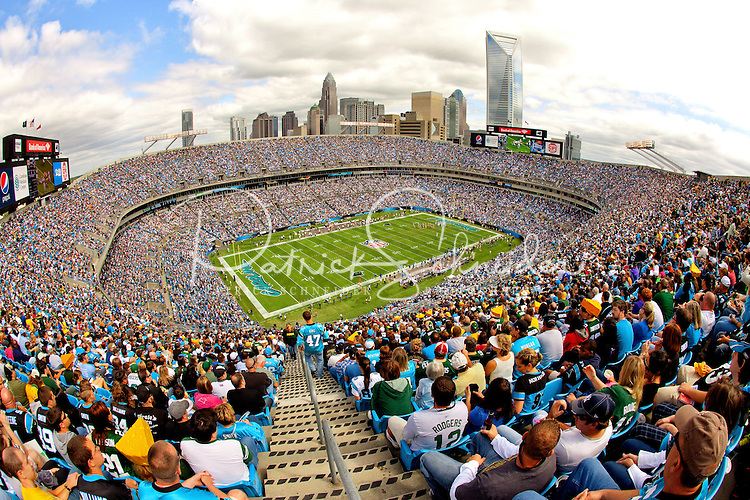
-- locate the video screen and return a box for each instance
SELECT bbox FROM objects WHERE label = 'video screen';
[36,158,56,196]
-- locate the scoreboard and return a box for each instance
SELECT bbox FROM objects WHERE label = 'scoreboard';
[1,134,70,215]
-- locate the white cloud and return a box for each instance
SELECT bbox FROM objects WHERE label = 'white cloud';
[1,0,749,178]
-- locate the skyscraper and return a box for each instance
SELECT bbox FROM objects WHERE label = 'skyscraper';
[230,116,247,141]
[307,105,325,136]
[486,31,522,127]
[282,111,298,137]
[340,98,385,134]
[450,89,468,137]
[411,91,444,127]
[443,96,459,141]
[319,73,338,120]
[181,109,194,147]
[251,112,274,139]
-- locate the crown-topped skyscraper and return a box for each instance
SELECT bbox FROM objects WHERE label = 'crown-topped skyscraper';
[319,73,338,120]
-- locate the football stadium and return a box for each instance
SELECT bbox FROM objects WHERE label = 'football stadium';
[0,133,747,500]
[0,6,748,500]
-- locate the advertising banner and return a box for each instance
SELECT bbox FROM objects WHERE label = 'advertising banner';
[53,159,70,186]
[12,164,29,200]
[0,167,14,211]
[487,125,547,138]
[544,140,563,158]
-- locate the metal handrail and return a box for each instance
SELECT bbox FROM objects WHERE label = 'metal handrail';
[322,419,361,499]
[302,359,362,499]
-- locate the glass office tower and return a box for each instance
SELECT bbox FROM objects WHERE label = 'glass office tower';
[486,31,522,127]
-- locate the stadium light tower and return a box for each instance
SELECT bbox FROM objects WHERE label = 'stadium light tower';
[626,140,685,174]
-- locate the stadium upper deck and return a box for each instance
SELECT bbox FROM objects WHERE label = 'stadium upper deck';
[0,135,726,333]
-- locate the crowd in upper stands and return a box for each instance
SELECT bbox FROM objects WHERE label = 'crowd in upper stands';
[0,135,748,499]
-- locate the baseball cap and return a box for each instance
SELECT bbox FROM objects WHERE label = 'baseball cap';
[543,315,557,328]
[729,341,750,353]
[581,298,602,317]
[450,352,468,371]
[434,342,448,357]
[720,276,731,288]
[136,385,152,404]
[214,365,226,378]
[673,406,728,480]
[168,400,190,420]
[569,392,615,423]
[365,339,375,350]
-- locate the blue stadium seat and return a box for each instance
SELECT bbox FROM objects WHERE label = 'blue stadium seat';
[400,434,470,471]
[217,463,263,498]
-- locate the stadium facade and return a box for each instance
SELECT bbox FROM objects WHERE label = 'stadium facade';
[486,31,523,128]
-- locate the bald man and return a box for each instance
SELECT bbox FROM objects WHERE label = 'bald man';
[697,291,716,336]
[137,441,248,500]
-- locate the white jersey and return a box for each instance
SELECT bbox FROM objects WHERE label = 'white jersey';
[402,401,468,452]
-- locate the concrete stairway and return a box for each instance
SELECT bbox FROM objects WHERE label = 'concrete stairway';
[255,356,430,500]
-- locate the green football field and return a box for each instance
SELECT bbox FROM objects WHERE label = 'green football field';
[213,212,506,319]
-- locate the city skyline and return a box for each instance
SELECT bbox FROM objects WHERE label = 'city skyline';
[0,1,748,177]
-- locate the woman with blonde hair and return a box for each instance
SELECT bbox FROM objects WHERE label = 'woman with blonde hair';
[581,355,644,426]
[512,348,546,414]
[631,302,655,347]
[683,300,702,348]
[485,334,514,383]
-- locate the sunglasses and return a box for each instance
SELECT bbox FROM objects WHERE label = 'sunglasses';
[669,433,685,464]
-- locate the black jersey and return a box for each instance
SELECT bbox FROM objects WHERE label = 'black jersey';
[5,408,37,443]
[35,406,62,459]
[76,474,133,500]
[111,403,136,437]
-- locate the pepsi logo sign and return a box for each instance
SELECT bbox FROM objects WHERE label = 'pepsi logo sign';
[0,172,9,195]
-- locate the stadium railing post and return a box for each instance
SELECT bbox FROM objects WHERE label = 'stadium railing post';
[322,419,362,497]
[303,359,325,446]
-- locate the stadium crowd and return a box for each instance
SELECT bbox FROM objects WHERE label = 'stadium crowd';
[0,135,748,499]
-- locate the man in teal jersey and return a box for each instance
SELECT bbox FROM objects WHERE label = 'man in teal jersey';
[298,310,328,377]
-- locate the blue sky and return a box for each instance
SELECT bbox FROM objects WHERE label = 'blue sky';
[1,0,749,177]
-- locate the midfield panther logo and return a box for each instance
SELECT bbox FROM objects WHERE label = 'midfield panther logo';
[362,239,388,249]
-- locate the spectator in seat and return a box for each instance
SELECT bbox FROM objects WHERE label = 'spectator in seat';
[371,359,413,418]
[414,360,443,409]
[67,434,136,500]
[1,446,79,500]
[420,419,560,500]
[611,300,634,363]
[350,356,382,401]
[194,376,224,410]
[227,373,266,419]
[386,376,468,451]
[485,335,514,383]
[451,351,486,397]
[138,440,247,500]
[180,409,254,489]
[554,406,727,500]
